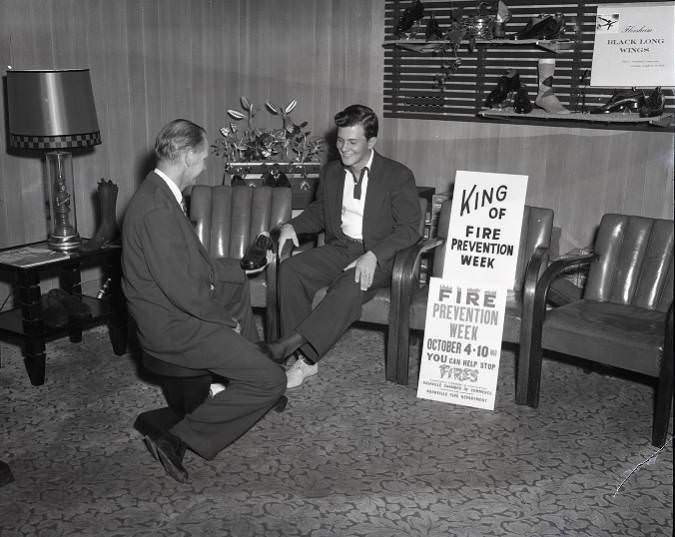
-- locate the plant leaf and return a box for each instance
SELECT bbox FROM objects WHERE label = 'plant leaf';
[240,96,251,110]
[265,101,280,114]
[284,99,297,114]
[227,109,246,120]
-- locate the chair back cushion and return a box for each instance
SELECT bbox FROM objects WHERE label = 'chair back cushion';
[432,202,553,291]
[190,185,292,258]
[585,214,673,312]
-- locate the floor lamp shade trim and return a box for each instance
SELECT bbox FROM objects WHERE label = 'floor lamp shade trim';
[6,69,102,251]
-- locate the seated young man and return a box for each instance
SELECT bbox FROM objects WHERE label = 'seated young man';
[267,104,421,388]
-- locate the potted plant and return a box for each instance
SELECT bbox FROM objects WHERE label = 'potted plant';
[212,96,324,206]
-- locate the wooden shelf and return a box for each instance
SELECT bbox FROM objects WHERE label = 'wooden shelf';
[478,107,674,127]
[383,38,573,54]
[476,38,574,53]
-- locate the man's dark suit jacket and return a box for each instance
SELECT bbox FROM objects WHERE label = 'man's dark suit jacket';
[122,172,251,365]
[288,150,421,271]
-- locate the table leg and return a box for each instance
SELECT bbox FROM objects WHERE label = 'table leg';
[60,263,83,343]
[105,254,127,355]
[18,270,46,385]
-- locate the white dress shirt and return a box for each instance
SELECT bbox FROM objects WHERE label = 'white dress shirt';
[340,150,374,240]
[154,168,185,211]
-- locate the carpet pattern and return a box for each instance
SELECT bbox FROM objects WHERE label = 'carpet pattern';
[0,325,672,537]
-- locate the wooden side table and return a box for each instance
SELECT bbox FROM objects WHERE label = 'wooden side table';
[0,241,127,385]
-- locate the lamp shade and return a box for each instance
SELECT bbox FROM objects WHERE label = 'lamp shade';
[6,69,101,150]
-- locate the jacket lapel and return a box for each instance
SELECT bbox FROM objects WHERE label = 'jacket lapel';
[362,151,383,234]
[149,173,215,267]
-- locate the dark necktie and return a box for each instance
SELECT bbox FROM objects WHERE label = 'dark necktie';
[180,198,187,215]
[353,167,368,200]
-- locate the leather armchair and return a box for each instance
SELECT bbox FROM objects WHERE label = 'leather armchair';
[189,185,291,340]
[516,214,673,447]
[390,201,554,385]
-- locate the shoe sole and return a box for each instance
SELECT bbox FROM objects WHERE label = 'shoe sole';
[142,435,159,460]
[157,448,189,483]
[142,436,189,483]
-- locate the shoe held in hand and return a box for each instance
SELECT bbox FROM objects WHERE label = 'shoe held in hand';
[240,232,274,271]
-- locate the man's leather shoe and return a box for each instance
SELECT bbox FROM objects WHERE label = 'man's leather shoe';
[273,395,288,412]
[142,431,189,483]
[42,292,69,329]
[639,87,665,118]
[591,88,645,114]
[484,69,520,108]
[513,85,533,113]
[48,288,92,320]
[240,232,274,271]
[262,169,291,188]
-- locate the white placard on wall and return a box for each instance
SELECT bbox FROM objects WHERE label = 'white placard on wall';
[590,2,675,87]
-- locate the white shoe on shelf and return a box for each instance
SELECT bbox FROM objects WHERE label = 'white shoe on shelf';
[286,358,318,389]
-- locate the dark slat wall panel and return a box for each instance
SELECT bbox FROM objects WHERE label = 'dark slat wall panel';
[384,0,674,125]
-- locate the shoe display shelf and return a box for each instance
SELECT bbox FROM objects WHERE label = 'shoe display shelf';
[477,107,675,128]
[223,162,321,212]
[383,38,574,55]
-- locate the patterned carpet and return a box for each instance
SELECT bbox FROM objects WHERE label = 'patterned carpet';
[0,324,672,537]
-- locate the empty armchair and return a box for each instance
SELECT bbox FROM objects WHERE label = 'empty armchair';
[189,185,291,340]
[390,201,554,385]
[516,214,673,447]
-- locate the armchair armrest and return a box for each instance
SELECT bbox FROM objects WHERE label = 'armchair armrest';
[388,237,444,384]
[277,231,320,261]
[391,237,444,297]
[525,251,596,315]
[654,302,673,447]
[517,251,596,406]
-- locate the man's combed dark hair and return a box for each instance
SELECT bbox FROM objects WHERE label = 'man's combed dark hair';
[155,119,207,162]
[334,104,378,140]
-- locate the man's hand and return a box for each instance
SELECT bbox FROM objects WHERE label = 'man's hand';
[278,223,299,254]
[344,251,378,291]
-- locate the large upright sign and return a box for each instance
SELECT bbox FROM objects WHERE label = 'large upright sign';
[590,2,675,87]
[417,171,528,410]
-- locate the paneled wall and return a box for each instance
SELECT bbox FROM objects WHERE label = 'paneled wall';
[0,0,384,244]
[0,0,673,299]
[381,119,674,252]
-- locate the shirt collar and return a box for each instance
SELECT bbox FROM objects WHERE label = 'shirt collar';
[154,168,184,206]
[345,149,375,179]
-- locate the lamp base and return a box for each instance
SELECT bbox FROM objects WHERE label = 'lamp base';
[48,232,81,252]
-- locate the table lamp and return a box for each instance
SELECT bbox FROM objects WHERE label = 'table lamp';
[6,69,101,251]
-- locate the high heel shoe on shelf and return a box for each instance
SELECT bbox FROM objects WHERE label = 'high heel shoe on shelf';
[590,88,645,114]
[483,69,520,108]
[639,87,665,118]
[513,13,565,40]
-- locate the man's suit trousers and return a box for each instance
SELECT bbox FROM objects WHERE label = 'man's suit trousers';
[170,277,286,460]
[278,240,391,362]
